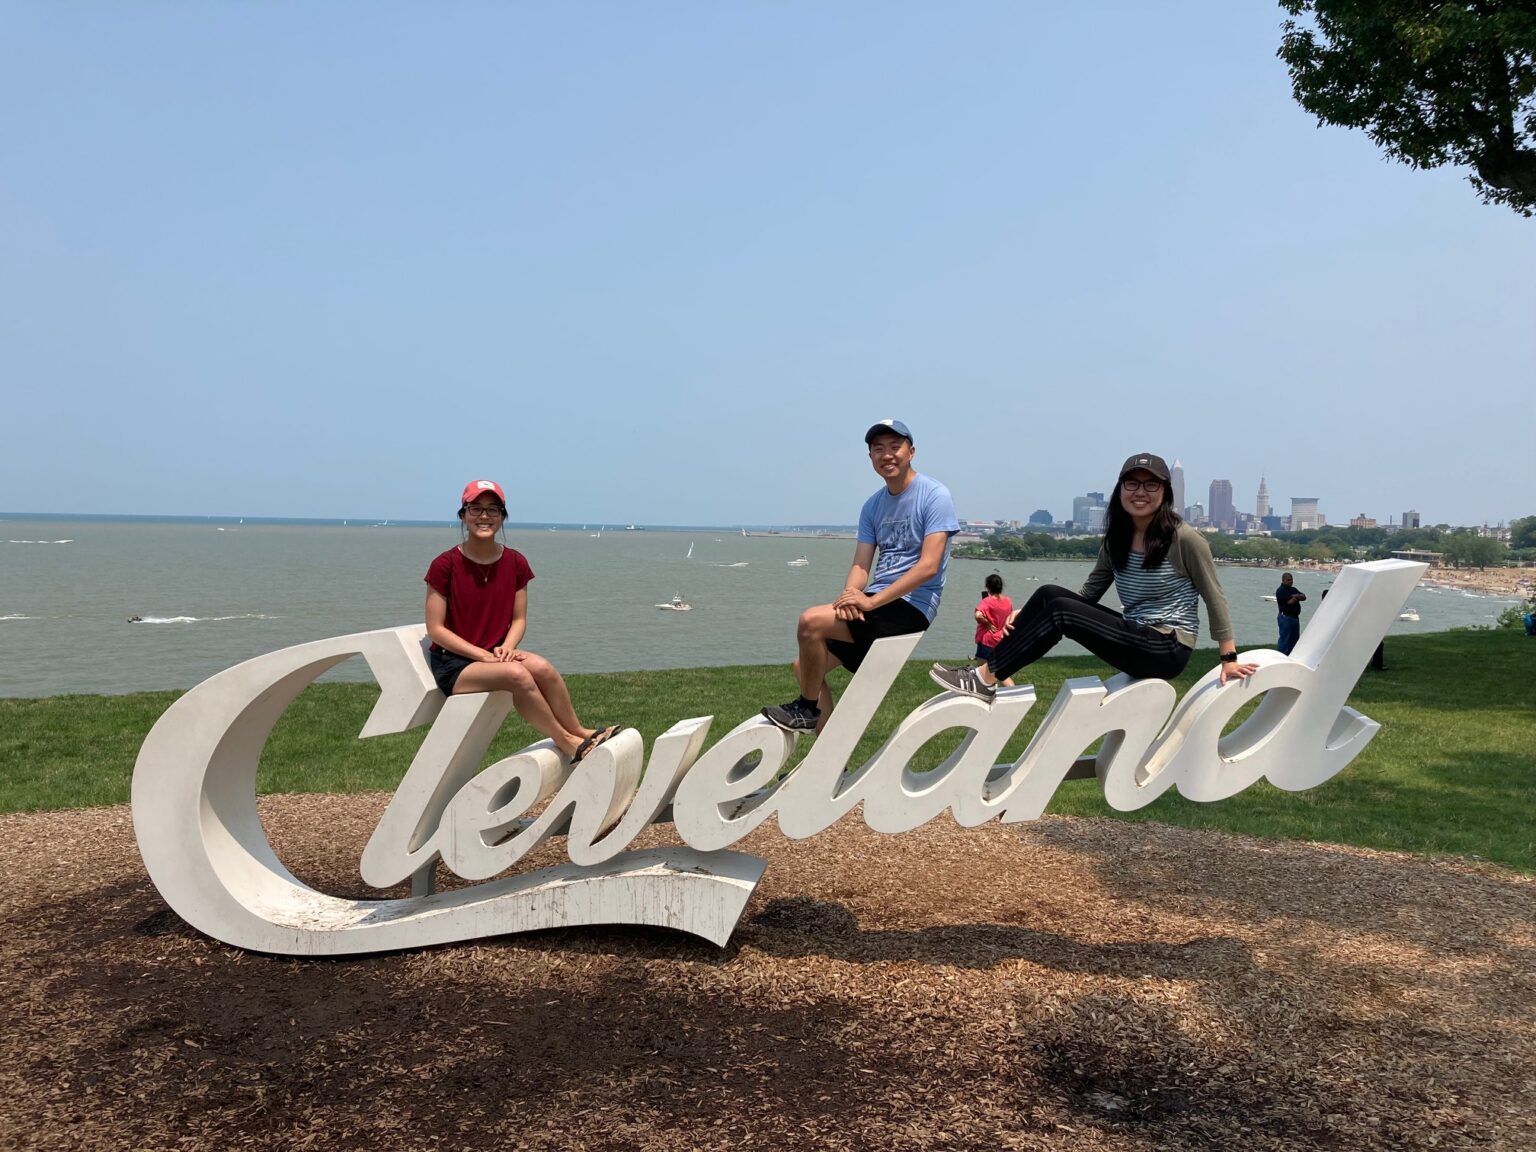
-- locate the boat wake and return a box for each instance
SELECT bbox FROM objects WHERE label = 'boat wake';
[0,613,32,621]
[130,613,277,625]
[6,539,73,545]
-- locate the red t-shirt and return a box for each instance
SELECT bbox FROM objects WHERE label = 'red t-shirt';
[425,546,535,652]
[974,594,1013,646]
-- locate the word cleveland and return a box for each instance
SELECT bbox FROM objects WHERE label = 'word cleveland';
[132,559,1422,955]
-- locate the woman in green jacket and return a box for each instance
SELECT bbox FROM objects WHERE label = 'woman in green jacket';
[930,453,1258,701]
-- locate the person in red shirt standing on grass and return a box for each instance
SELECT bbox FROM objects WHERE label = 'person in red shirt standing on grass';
[972,573,1016,687]
[425,480,621,764]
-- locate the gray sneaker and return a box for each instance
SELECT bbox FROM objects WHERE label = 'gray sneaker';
[762,698,821,732]
[928,664,997,702]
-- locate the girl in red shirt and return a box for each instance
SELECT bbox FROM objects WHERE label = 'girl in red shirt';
[425,480,619,764]
[972,573,1016,686]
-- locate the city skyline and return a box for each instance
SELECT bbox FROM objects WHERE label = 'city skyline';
[1042,465,1502,535]
[2,461,1515,533]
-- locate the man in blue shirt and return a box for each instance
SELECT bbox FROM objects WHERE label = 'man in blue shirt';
[762,419,960,733]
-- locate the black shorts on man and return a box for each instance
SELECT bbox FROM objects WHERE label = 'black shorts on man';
[825,597,930,673]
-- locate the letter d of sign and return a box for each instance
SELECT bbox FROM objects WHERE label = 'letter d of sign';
[1103,559,1423,808]
[132,560,1423,957]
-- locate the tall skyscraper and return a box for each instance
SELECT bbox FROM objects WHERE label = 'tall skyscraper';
[1171,460,1185,518]
[1256,476,1270,518]
[1209,479,1234,531]
[1291,497,1322,530]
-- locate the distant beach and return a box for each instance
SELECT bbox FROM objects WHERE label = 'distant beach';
[1220,558,1533,601]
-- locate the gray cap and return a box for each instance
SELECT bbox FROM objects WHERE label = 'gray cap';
[1118,452,1171,484]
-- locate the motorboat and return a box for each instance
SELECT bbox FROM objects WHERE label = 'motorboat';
[1399,609,1420,622]
[656,595,693,612]
[1261,594,1276,602]
[787,556,809,567]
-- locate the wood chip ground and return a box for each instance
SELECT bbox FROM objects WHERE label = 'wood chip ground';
[1,797,1531,1151]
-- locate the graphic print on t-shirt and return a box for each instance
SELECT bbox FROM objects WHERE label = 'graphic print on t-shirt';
[872,514,920,583]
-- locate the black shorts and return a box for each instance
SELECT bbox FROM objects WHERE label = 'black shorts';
[825,597,930,673]
[428,647,476,695]
[974,642,996,661]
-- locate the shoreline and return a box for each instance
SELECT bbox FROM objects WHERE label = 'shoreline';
[961,549,1533,602]
[1220,560,1533,601]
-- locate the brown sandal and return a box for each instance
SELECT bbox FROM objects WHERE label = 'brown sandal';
[569,725,621,765]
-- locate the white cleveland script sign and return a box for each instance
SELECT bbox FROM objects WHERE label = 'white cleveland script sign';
[132,560,1423,955]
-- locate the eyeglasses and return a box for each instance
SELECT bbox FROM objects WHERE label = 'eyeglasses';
[1121,478,1164,493]
[464,506,504,520]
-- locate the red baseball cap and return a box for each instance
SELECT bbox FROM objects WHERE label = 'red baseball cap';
[460,479,507,507]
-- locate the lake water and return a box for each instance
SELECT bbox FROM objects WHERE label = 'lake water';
[0,517,1513,698]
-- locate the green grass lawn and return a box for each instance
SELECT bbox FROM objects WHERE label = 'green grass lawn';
[2,631,1531,871]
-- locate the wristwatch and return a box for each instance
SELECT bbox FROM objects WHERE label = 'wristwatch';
[1220,652,1239,663]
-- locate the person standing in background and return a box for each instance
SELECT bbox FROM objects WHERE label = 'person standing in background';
[970,573,1016,687]
[1275,572,1306,656]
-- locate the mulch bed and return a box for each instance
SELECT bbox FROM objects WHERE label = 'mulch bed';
[1,796,1532,1151]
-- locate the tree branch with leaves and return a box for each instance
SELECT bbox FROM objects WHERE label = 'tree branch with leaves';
[1279,1,1536,214]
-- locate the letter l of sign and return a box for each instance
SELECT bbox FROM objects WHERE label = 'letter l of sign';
[360,691,524,887]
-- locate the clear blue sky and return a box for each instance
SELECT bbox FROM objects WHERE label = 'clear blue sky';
[3,3,1531,527]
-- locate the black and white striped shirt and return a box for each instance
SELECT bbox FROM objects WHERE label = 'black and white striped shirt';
[1111,552,1199,641]
[1081,523,1235,648]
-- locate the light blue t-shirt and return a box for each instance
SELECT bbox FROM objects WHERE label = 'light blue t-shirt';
[858,472,960,621]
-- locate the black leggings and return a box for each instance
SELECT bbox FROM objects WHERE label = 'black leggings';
[986,584,1191,682]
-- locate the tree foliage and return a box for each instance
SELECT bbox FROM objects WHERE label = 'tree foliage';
[1279,1,1536,214]
[1510,514,1536,548]
[1440,529,1509,567]
[1496,593,1536,628]
[957,534,1104,562]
